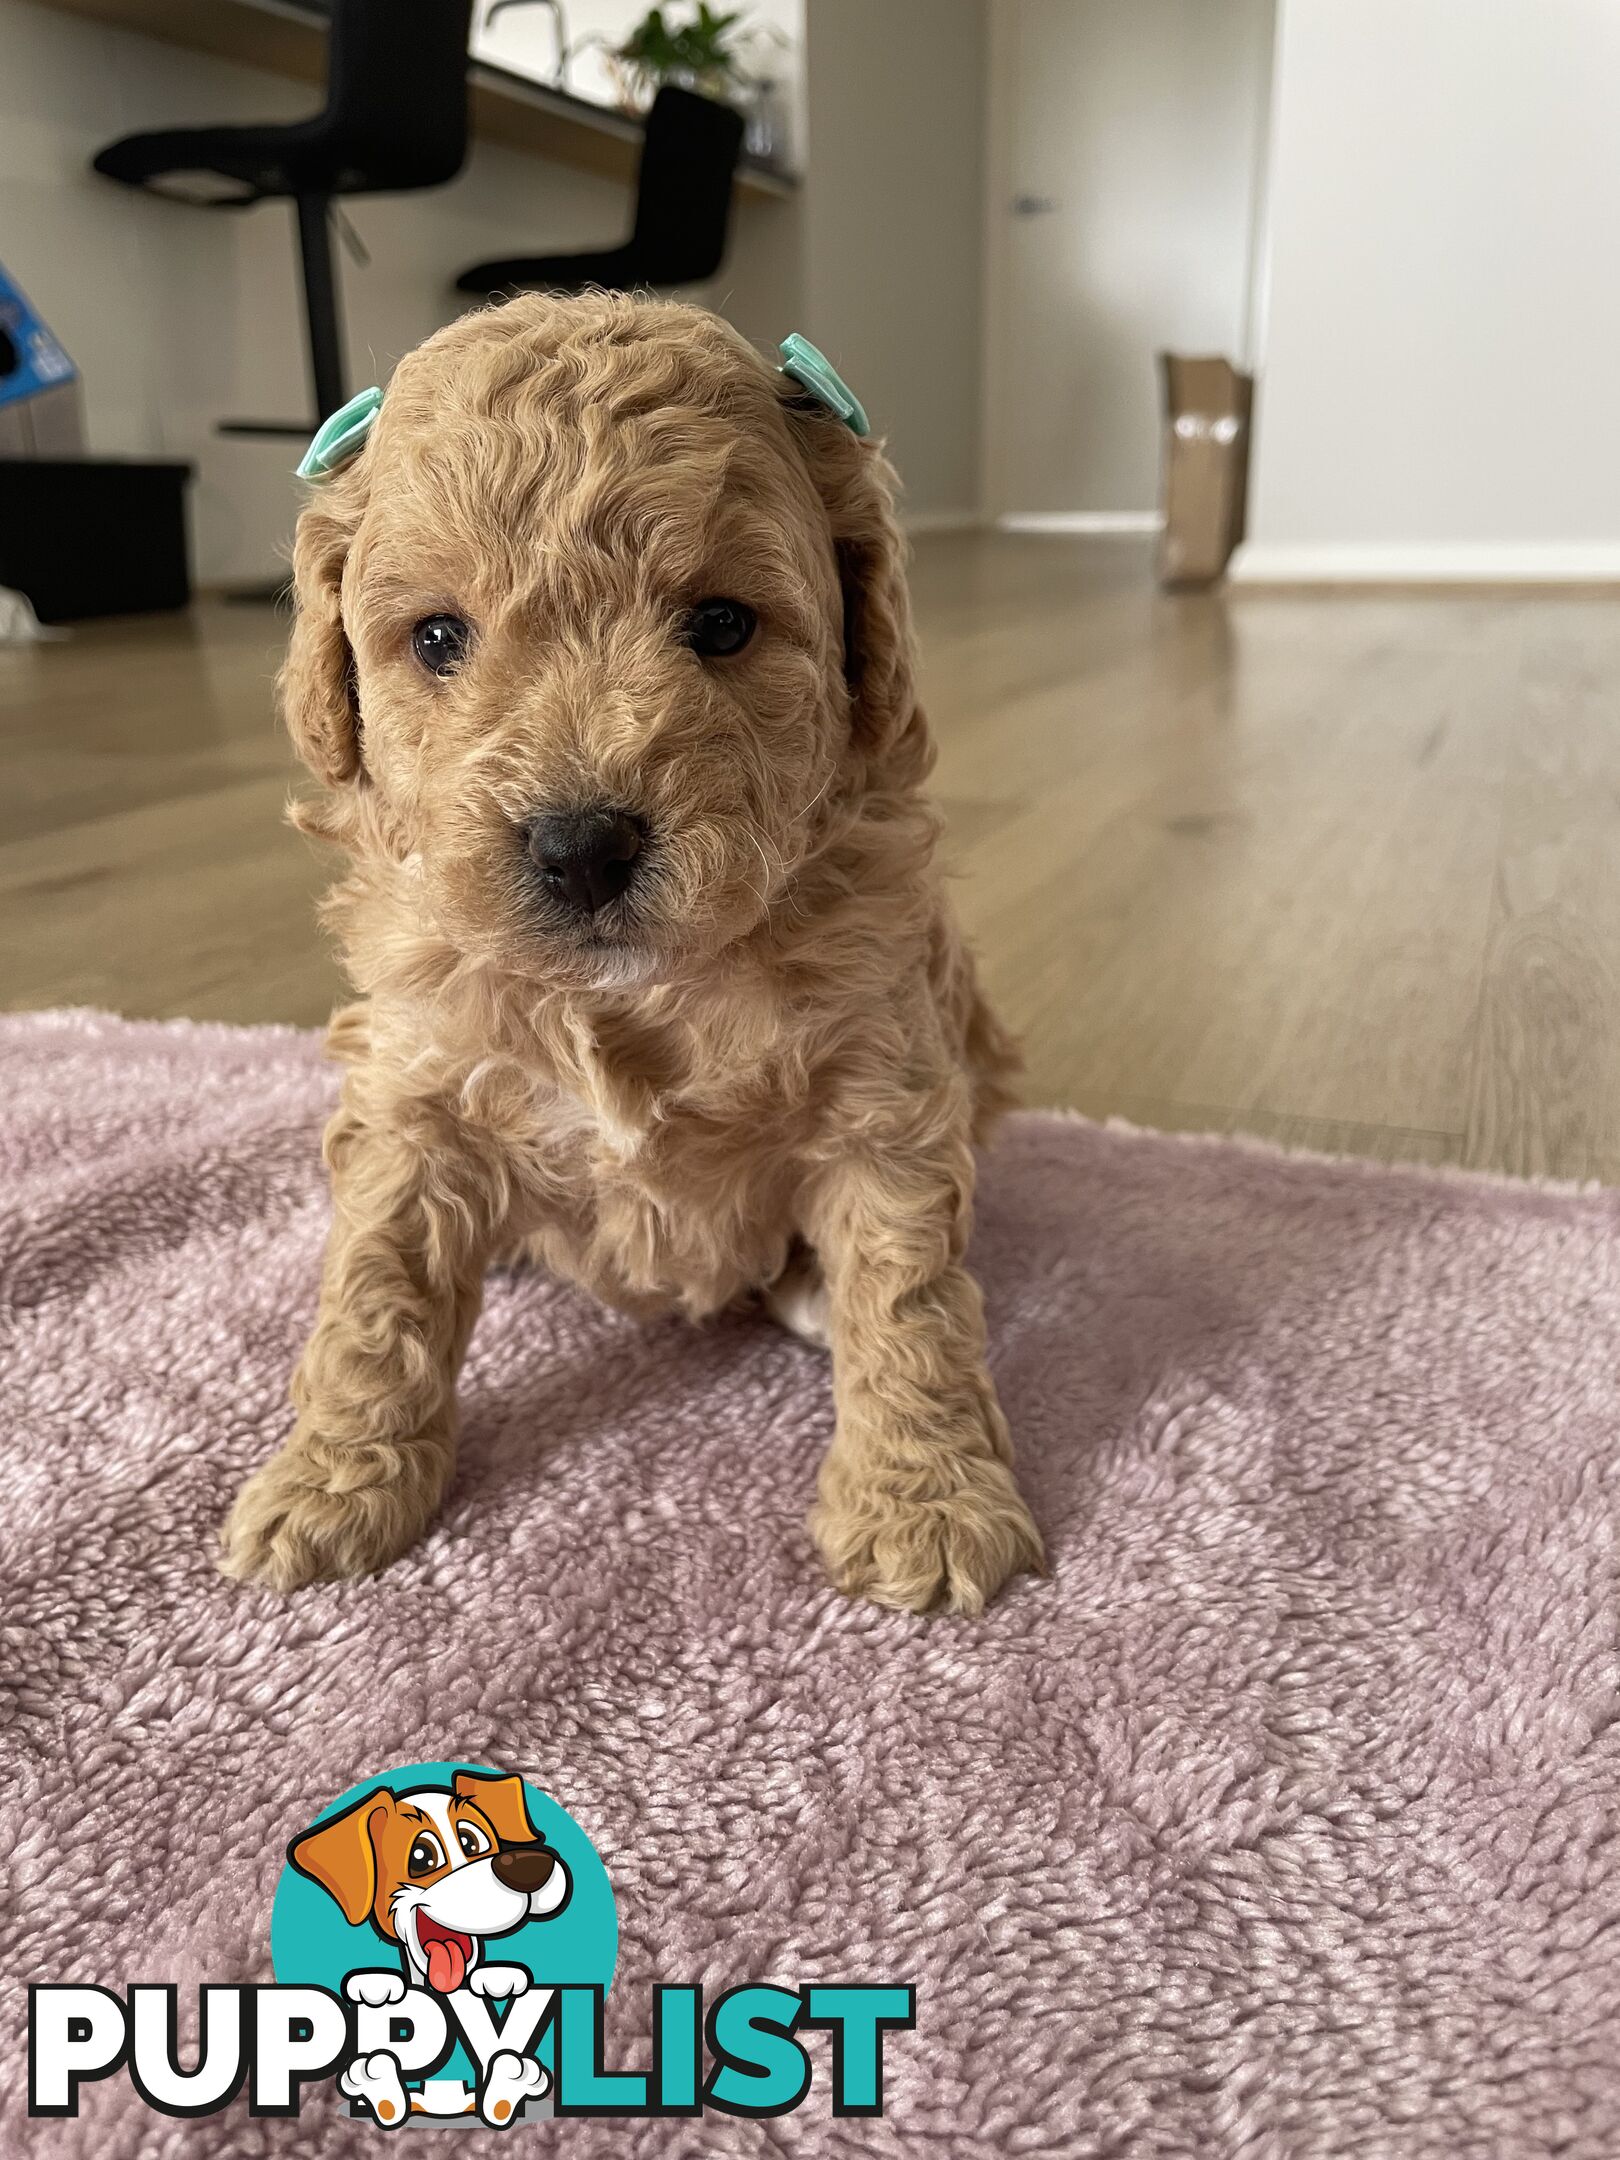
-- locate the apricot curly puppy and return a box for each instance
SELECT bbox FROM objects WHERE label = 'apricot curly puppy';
[222,293,1043,1616]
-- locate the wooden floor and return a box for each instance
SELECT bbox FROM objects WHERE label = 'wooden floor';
[5,532,1620,1180]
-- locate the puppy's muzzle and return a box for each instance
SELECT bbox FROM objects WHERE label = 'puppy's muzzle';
[491,1844,559,1894]
[523,806,645,917]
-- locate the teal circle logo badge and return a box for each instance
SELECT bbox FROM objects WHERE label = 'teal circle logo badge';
[271,1760,616,2127]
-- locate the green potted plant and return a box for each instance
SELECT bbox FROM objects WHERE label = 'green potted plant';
[607,4,747,111]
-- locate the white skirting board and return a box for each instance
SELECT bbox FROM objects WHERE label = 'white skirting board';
[901,509,982,535]
[1228,541,1620,584]
[996,512,1163,535]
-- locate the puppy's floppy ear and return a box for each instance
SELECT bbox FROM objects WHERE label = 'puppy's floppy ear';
[453,1769,538,1846]
[280,465,368,791]
[288,1790,390,1925]
[781,395,925,776]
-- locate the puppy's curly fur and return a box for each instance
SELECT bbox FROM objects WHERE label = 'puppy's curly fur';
[222,293,1043,1616]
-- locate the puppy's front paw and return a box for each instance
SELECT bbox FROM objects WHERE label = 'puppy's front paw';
[812,1446,1044,1618]
[220,1428,451,1591]
[466,1964,529,2000]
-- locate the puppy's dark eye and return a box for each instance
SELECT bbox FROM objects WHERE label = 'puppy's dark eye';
[682,599,756,658]
[407,1832,446,1878]
[411,614,471,677]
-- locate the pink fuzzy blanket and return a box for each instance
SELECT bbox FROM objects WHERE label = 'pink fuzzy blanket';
[2,1010,1617,2155]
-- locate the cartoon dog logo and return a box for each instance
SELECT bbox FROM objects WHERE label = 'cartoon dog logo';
[288,1768,572,2126]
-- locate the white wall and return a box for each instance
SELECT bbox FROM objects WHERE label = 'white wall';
[1235,0,1620,581]
[984,0,1275,523]
[801,0,988,523]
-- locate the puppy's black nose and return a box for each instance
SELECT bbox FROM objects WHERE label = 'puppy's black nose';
[524,807,643,916]
[492,1845,556,1894]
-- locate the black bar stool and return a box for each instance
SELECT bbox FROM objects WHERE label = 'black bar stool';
[455,84,745,298]
[92,0,474,430]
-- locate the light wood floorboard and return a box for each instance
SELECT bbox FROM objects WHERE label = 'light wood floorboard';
[4,533,1618,1179]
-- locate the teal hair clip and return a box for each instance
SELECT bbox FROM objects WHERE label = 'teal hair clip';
[778,333,869,439]
[296,385,383,479]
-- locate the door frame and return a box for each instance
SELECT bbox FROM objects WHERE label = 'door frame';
[979,0,1023,526]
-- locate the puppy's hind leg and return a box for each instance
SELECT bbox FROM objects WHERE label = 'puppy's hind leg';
[763,1241,831,1349]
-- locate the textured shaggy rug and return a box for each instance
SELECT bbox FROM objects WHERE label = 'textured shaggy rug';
[2,1009,1619,2157]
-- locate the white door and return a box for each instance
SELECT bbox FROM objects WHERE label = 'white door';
[986,0,1275,523]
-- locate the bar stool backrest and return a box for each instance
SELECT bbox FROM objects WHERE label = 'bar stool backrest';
[323,0,475,192]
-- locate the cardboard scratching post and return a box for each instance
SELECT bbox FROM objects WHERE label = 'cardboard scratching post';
[1157,353,1253,590]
